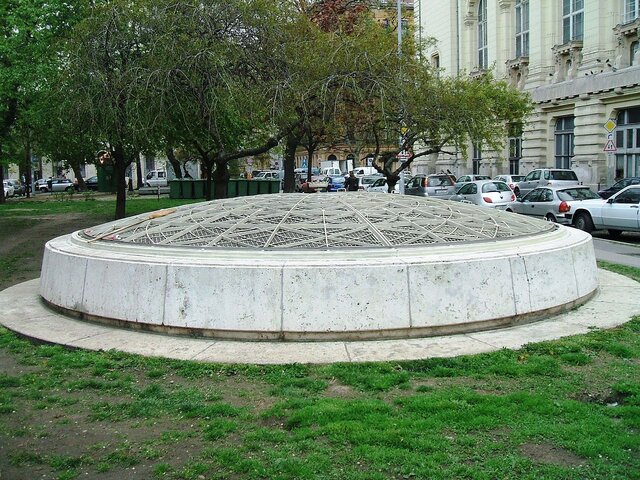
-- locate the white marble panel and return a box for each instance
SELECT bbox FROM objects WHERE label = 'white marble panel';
[164,265,282,331]
[40,244,87,311]
[82,258,167,323]
[508,255,532,314]
[281,263,410,333]
[571,240,599,297]
[408,258,517,328]
[521,247,579,311]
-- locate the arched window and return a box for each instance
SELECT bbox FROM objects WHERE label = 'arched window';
[478,0,488,69]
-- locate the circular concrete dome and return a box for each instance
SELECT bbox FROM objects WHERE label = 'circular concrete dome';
[41,193,598,340]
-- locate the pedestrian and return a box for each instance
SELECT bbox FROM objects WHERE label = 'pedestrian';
[345,171,359,191]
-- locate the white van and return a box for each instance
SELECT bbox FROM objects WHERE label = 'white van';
[321,167,342,176]
[145,170,168,187]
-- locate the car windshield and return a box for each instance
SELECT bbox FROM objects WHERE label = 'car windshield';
[550,170,578,181]
[361,177,377,185]
[512,176,524,182]
[427,176,453,187]
[557,188,600,200]
[476,175,491,180]
[482,182,510,193]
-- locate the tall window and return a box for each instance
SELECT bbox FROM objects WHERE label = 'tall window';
[145,155,155,173]
[509,124,523,175]
[554,117,575,169]
[631,41,639,66]
[615,108,640,179]
[625,0,640,23]
[478,0,488,69]
[562,0,584,43]
[472,144,482,174]
[515,0,529,57]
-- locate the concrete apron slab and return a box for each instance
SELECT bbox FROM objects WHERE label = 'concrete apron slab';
[0,269,638,365]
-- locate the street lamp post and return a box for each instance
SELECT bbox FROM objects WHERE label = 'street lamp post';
[397,0,406,194]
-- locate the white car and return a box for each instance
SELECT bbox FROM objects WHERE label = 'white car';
[569,185,640,238]
[448,180,515,209]
[3,180,14,198]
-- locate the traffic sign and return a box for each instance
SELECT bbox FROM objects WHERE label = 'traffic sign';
[604,119,616,132]
[397,152,410,160]
[604,139,617,152]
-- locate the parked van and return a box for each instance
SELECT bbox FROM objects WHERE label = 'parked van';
[144,170,168,187]
[321,167,342,176]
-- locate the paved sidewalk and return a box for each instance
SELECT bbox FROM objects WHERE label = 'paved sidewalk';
[0,270,638,364]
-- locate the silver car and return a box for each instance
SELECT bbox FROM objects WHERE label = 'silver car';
[506,186,600,224]
[405,174,456,197]
[494,174,524,192]
[448,180,515,209]
[454,174,491,191]
[515,168,579,197]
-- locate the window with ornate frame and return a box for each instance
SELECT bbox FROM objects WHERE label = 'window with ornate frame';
[515,0,529,57]
[562,0,584,43]
[554,117,575,169]
[478,0,488,69]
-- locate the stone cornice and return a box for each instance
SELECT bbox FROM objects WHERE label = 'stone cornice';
[531,66,640,104]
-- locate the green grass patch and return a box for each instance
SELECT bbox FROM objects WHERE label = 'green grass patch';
[0,255,638,479]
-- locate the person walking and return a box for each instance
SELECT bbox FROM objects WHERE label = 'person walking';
[345,171,359,192]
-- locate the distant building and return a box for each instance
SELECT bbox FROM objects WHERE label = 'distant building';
[417,0,640,188]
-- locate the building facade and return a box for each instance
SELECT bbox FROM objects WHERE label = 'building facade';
[416,0,640,188]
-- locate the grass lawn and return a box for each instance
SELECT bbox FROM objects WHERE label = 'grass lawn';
[0,198,638,479]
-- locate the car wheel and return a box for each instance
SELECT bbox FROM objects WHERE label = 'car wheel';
[65,186,74,192]
[40,187,48,193]
[545,214,557,223]
[608,229,622,239]
[574,212,594,233]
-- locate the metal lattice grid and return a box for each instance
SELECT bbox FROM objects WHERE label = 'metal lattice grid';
[82,193,555,249]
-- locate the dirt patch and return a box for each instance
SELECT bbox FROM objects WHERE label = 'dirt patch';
[325,379,358,398]
[519,442,587,467]
[0,213,107,291]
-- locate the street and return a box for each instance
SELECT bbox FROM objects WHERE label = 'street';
[592,232,640,268]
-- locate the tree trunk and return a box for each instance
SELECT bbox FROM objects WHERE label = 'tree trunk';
[165,145,183,179]
[386,173,399,193]
[112,144,128,219]
[0,144,5,205]
[71,162,86,191]
[283,133,298,193]
[22,139,32,198]
[212,160,229,199]
[306,145,315,182]
[135,153,143,190]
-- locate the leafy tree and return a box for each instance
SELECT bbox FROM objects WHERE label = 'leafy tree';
[145,0,294,200]
[59,0,157,218]
[0,0,89,202]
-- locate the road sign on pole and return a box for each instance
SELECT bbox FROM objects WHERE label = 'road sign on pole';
[604,139,617,153]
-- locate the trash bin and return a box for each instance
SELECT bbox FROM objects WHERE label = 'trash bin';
[237,179,248,197]
[269,180,280,194]
[169,180,182,199]
[248,180,259,196]
[257,181,269,194]
[193,180,205,199]
[227,179,238,198]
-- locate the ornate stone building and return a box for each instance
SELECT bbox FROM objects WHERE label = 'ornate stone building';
[416,0,640,188]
